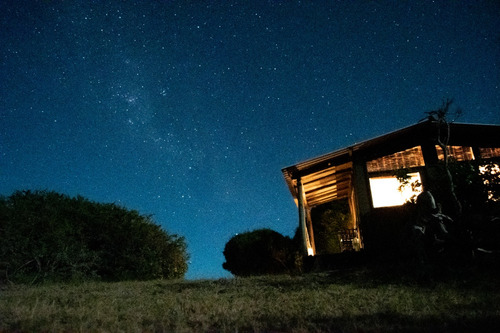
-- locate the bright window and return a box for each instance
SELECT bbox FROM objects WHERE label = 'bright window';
[479,147,500,159]
[436,145,475,161]
[369,173,422,208]
[366,146,425,173]
[479,163,500,201]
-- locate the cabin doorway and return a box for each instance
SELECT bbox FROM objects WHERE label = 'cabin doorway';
[311,198,356,255]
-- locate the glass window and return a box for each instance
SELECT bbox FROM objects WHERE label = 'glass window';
[369,172,422,208]
[479,147,500,159]
[479,163,500,201]
[436,146,475,161]
[366,146,425,173]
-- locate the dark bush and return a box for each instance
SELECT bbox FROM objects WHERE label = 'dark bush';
[0,190,188,283]
[222,229,298,276]
[359,203,417,259]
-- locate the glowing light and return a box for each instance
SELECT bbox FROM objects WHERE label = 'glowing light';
[369,173,422,208]
[479,163,499,201]
[307,247,315,256]
[479,164,500,175]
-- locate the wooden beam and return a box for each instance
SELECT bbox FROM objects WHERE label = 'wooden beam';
[306,187,351,207]
[301,163,352,183]
[307,194,350,207]
[306,181,351,201]
[303,173,352,195]
[297,178,310,256]
[352,158,372,216]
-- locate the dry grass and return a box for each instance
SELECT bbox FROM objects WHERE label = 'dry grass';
[1,267,499,332]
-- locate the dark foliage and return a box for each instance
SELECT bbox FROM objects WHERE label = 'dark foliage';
[311,199,352,255]
[361,156,500,267]
[359,203,417,259]
[450,158,500,213]
[222,229,299,276]
[0,190,188,283]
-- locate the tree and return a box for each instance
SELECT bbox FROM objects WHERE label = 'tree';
[423,98,463,217]
[0,190,188,283]
[222,229,298,276]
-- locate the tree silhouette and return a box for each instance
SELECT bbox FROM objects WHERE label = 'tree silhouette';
[423,99,463,217]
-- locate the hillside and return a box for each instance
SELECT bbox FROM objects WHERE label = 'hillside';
[1,265,499,332]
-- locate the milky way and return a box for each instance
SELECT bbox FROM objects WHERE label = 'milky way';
[1,1,499,278]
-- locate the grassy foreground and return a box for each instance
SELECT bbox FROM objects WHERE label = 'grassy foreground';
[1,266,499,332]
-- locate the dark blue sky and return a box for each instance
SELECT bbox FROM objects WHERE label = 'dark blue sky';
[1,0,499,279]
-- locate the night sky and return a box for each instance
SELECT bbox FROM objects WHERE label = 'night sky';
[1,1,499,279]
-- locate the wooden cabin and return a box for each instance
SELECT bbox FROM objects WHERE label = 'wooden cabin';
[282,120,500,257]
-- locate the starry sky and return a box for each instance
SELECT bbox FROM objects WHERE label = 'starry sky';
[1,1,499,279]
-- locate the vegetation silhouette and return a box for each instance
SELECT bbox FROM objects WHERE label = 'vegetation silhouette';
[0,190,188,283]
[421,98,463,218]
[222,228,300,276]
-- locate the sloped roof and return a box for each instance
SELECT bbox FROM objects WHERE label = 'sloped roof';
[282,120,500,207]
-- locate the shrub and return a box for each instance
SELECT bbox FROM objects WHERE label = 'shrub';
[0,190,188,283]
[359,203,417,259]
[222,228,298,276]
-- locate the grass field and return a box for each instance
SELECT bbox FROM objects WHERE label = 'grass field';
[1,264,499,332]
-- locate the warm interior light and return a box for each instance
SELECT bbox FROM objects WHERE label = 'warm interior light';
[369,173,422,208]
[479,163,499,201]
[479,163,500,175]
[307,247,315,256]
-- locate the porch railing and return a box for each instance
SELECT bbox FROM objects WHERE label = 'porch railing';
[338,228,360,252]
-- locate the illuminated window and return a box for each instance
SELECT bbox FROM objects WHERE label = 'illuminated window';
[366,146,425,173]
[436,146,475,161]
[369,173,422,208]
[479,163,500,201]
[479,147,500,159]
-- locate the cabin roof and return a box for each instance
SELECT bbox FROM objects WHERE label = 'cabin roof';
[282,120,500,207]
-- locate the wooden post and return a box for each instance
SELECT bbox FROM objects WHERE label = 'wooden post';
[421,142,439,165]
[352,159,372,217]
[472,146,482,161]
[297,178,309,256]
[306,208,316,255]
